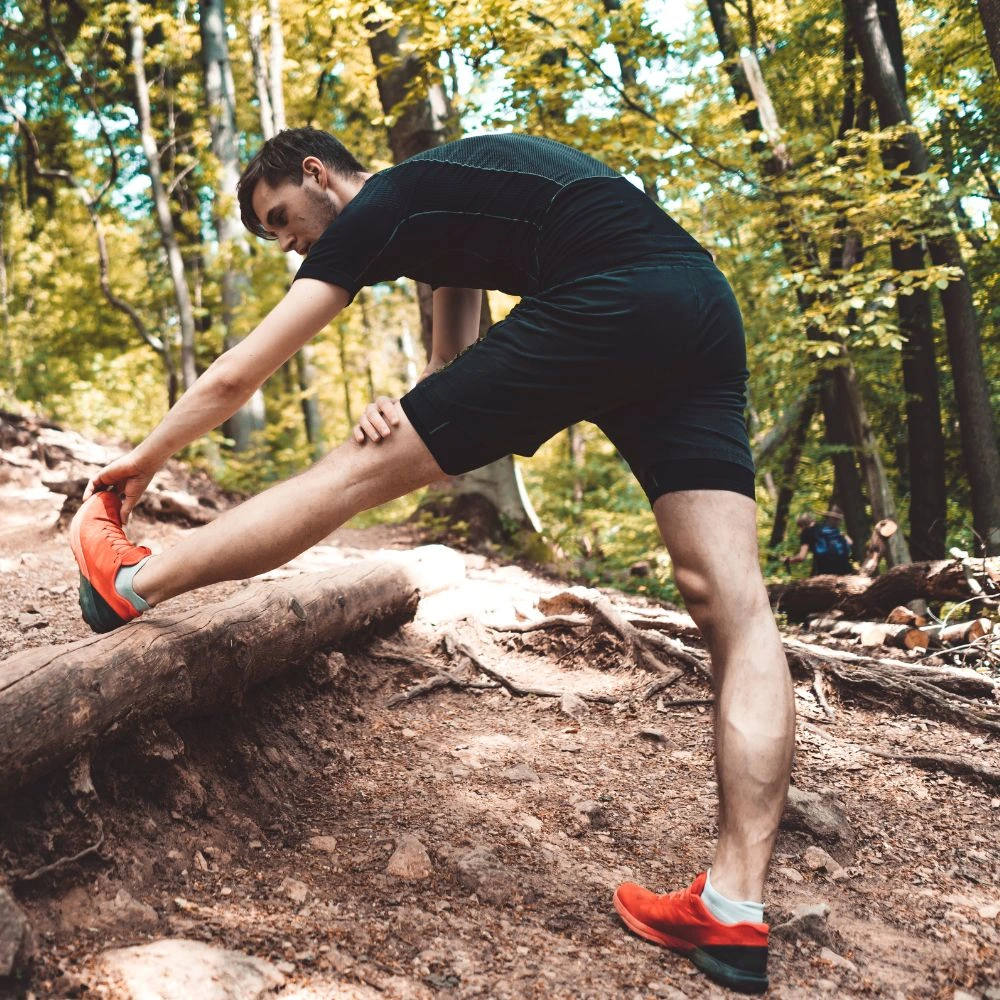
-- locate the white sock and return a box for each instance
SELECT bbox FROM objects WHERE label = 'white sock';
[701,869,765,925]
[114,556,152,612]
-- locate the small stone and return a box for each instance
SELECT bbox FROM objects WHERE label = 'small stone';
[777,865,804,884]
[502,762,540,784]
[279,878,309,903]
[386,834,432,879]
[275,960,296,975]
[803,845,844,875]
[560,691,588,720]
[518,813,543,834]
[194,851,210,872]
[574,801,607,829]
[401,728,418,738]
[816,979,838,993]
[454,846,508,905]
[819,947,857,973]
[953,992,979,1000]
[0,888,33,978]
[307,836,338,854]
[637,728,669,744]
[782,787,853,846]
[772,901,832,946]
[17,612,47,631]
[630,560,651,578]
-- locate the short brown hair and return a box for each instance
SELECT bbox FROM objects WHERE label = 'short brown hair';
[237,127,366,239]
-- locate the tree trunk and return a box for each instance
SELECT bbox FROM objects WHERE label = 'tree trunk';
[367,17,540,536]
[831,361,910,565]
[601,0,659,201]
[706,0,893,557]
[768,556,1000,619]
[867,0,946,559]
[128,0,197,391]
[249,0,324,459]
[846,0,1000,555]
[200,0,266,453]
[768,384,817,550]
[0,554,464,798]
[978,0,1000,79]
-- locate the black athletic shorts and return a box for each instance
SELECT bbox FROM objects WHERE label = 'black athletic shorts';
[399,251,755,505]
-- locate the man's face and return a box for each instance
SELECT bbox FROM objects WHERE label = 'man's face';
[250,173,337,257]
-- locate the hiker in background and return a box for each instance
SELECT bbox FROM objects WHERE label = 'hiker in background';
[787,506,854,576]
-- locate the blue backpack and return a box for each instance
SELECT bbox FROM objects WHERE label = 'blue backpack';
[812,524,852,573]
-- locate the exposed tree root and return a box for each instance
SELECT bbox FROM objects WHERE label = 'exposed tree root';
[860,747,1000,790]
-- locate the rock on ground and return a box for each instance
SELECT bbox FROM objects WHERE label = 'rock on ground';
[0,889,32,978]
[98,938,285,1000]
[385,834,432,880]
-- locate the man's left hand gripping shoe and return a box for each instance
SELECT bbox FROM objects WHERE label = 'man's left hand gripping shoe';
[70,491,151,633]
[614,873,769,994]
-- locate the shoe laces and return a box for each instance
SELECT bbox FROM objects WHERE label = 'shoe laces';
[98,512,143,558]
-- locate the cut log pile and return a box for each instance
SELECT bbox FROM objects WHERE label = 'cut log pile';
[768,556,1000,619]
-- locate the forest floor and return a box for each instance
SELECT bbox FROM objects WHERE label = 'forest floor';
[0,419,998,1000]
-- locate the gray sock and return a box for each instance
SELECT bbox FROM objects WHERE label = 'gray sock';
[114,556,152,612]
[702,869,765,925]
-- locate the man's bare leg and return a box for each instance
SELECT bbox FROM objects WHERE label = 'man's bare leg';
[653,489,794,902]
[133,412,444,607]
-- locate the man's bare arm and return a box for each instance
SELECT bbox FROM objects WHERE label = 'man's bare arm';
[87,279,348,517]
[424,286,483,376]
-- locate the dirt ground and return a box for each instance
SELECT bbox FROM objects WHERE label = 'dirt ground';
[1,424,999,1000]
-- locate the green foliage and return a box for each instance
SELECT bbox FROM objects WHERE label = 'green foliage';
[0,0,997,577]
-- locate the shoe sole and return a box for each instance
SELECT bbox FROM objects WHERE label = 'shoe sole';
[70,506,130,634]
[613,889,769,995]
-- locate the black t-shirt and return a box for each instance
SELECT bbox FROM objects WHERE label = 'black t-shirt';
[295,132,707,301]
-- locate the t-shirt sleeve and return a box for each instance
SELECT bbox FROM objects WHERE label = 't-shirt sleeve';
[293,171,405,302]
[799,526,814,549]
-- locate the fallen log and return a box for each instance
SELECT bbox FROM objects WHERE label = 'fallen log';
[856,623,929,650]
[924,618,993,648]
[769,557,1000,619]
[807,618,928,649]
[0,550,463,799]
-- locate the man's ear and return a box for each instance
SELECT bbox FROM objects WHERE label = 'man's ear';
[301,156,327,186]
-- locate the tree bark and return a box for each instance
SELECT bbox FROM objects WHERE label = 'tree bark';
[768,383,817,550]
[769,556,1000,618]
[707,0,886,555]
[200,0,267,453]
[978,0,1000,79]
[128,0,197,391]
[867,0,946,560]
[0,554,464,799]
[249,0,324,458]
[366,15,540,536]
[845,0,1000,555]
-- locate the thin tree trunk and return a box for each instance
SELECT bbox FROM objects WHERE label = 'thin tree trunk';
[129,0,197,391]
[601,0,659,201]
[978,0,1000,79]
[846,0,1000,554]
[768,386,817,550]
[249,0,324,458]
[200,0,266,453]
[568,424,585,507]
[366,17,540,535]
[707,0,881,552]
[863,0,945,559]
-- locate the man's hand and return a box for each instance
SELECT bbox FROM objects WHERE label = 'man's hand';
[353,396,402,444]
[83,452,162,523]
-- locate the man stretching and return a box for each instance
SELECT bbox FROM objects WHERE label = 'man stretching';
[71,128,794,994]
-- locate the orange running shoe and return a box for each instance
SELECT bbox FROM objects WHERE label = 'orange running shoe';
[613,873,769,994]
[69,491,152,633]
